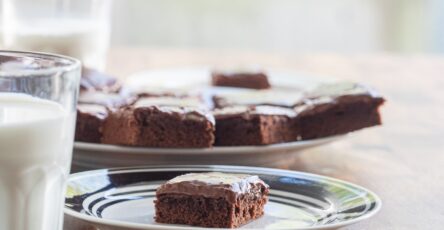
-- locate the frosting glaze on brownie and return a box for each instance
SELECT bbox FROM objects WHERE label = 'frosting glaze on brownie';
[77,104,108,119]
[156,172,268,202]
[213,105,297,119]
[79,91,135,108]
[304,82,381,103]
[213,89,304,108]
[80,67,121,92]
[134,97,215,125]
[296,81,384,114]
[134,96,204,108]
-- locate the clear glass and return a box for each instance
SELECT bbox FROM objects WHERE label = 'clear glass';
[0,51,80,230]
[1,0,112,71]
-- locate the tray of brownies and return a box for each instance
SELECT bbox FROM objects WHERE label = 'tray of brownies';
[73,67,385,170]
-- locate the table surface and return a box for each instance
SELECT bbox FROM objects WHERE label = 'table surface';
[66,48,444,230]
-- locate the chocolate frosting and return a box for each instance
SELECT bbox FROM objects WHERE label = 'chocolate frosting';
[304,81,381,102]
[296,81,385,114]
[134,96,215,125]
[77,104,108,119]
[79,91,135,108]
[80,67,120,92]
[134,96,204,108]
[213,105,297,119]
[156,172,268,202]
[214,89,304,108]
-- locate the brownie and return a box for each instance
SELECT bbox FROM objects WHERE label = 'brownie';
[80,67,121,93]
[213,105,299,146]
[213,89,304,108]
[155,172,269,228]
[75,104,108,143]
[101,96,215,147]
[296,82,385,139]
[211,70,271,89]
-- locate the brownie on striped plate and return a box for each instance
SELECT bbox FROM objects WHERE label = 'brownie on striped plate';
[155,172,269,228]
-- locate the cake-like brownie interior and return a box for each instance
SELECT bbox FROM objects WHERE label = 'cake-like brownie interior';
[155,172,269,228]
[75,104,108,143]
[212,71,271,89]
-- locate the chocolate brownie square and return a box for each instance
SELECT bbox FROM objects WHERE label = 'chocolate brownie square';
[75,104,108,143]
[102,96,215,147]
[212,70,271,89]
[296,82,385,139]
[155,172,269,228]
[213,105,299,146]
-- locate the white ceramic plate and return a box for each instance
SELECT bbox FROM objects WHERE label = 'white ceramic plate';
[72,68,341,171]
[64,165,381,230]
[73,135,344,171]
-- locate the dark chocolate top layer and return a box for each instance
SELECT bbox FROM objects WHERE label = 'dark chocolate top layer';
[156,172,268,202]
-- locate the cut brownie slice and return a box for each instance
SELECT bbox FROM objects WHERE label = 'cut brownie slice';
[296,82,385,139]
[75,104,108,143]
[155,172,269,228]
[102,96,215,147]
[212,70,271,89]
[213,105,299,146]
[213,89,304,108]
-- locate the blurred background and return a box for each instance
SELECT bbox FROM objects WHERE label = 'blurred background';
[1,0,443,70]
[109,0,443,54]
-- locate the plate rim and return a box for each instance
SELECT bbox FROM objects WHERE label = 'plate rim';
[64,165,382,230]
[74,134,345,155]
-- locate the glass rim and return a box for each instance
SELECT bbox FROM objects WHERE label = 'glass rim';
[0,50,81,77]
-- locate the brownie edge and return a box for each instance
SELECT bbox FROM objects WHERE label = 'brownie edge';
[212,71,271,89]
[155,172,269,228]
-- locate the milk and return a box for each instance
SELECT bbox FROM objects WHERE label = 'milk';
[0,93,75,230]
[3,19,109,70]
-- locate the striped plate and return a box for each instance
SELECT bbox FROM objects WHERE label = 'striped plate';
[64,166,381,230]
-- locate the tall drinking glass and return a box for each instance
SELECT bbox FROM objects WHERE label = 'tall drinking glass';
[1,0,112,71]
[0,51,80,230]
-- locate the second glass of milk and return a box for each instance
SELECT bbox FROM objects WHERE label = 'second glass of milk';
[0,51,81,230]
[1,0,112,71]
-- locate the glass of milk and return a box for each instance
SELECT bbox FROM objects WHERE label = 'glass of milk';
[1,0,112,71]
[0,51,81,230]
